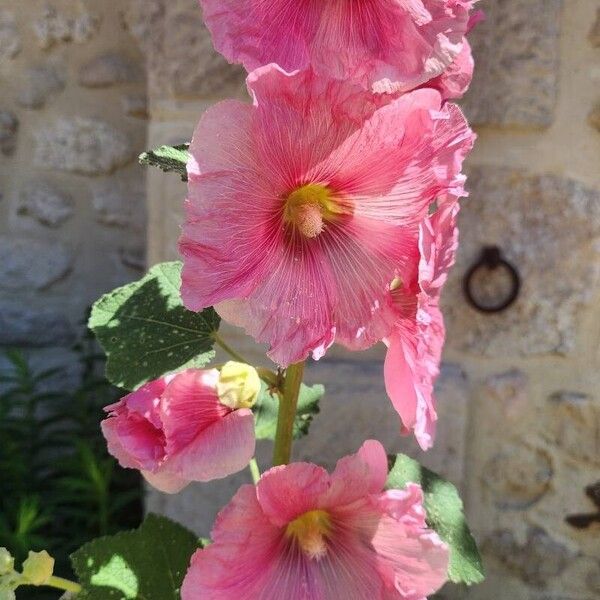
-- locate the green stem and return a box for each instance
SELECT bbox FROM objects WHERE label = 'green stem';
[248,457,261,484]
[272,362,305,466]
[46,576,82,594]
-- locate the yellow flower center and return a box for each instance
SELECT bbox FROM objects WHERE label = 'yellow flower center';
[284,184,346,239]
[285,510,332,560]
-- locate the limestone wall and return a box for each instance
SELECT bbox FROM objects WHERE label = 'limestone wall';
[0,1,147,383]
[4,0,599,598]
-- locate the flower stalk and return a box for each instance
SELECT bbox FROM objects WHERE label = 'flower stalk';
[272,361,305,466]
[46,576,82,594]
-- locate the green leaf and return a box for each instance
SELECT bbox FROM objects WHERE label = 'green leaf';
[89,261,220,390]
[253,382,323,440]
[386,454,484,586]
[139,144,190,181]
[71,514,202,600]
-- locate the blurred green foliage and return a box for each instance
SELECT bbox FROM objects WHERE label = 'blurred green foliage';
[0,333,143,599]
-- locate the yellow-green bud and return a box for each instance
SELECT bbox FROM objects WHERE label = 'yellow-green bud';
[217,362,261,410]
[21,551,54,586]
[0,549,13,576]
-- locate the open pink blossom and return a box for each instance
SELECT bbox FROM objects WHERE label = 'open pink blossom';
[384,201,460,451]
[179,65,474,366]
[199,0,476,94]
[101,369,256,493]
[182,440,449,599]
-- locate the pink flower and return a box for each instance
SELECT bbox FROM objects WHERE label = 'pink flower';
[182,440,449,599]
[101,368,256,493]
[179,65,474,366]
[384,201,460,451]
[199,0,476,94]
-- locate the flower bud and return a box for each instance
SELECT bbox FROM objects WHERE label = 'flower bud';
[21,551,54,586]
[0,549,13,576]
[217,362,261,410]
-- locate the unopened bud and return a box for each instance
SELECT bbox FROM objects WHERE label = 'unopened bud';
[21,551,54,586]
[0,550,13,576]
[217,362,261,410]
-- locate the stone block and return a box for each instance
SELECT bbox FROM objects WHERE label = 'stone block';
[0,9,20,59]
[482,444,553,510]
[0,111,19,156]
[32,4,99,49]
[124,0,246,100]
[78,52,142,88]
[34,118,134,175]
[444,167,600,357]
[543,392,600,464]
[484,527,577,587]
[0,303,75,347]
[0,236,72,290]
[16,179,74,228]
[91,176,144,229]
[18,64,65,109]
[121,93,148,119]
[462,0,561,127]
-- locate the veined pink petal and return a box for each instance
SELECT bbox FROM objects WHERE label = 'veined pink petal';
[182,443,449,599]
[199,0,476,94]
[167,409,256,483]
[257,462,331,527]
[180,66,474,366]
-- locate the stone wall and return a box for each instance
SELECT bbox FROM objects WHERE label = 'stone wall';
[6,0,598,598]
[0,1,147,383]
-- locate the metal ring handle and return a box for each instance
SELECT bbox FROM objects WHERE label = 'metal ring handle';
[463,246,521,313]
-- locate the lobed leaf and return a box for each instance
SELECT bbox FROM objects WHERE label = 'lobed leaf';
[89,261,220,391]
[386,454,485,586]
[71,514,201,600]
[139,144,190,181]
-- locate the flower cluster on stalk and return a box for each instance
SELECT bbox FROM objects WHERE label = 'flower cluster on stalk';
[100,1,480,598]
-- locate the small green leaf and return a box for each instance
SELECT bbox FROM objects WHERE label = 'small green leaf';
[253,382,323,440]
[386,454,485,586]
[89,261,220,390]
[139,144,190,181]
[71,514,201,600]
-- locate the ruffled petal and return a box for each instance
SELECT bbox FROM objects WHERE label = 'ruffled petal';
[325,440,388,507]
[371,487,449,600]
[257,462,331,527]
[200,0,475,93]
[167,409,256,482]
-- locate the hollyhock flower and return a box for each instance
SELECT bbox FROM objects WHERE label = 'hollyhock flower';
[384,201,460,451]
[179,65,474,366]
[199,0,476,94]
[101,364,258,493]
[182,440,449,599]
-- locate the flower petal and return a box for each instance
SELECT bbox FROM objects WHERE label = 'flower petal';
[167,409,256,482]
